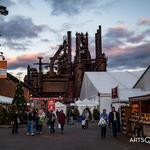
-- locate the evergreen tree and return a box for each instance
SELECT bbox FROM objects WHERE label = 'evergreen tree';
[12,82,26,113]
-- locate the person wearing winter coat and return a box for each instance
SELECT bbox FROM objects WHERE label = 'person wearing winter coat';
[58,110,66,134]
[38,109,45,134]
[109,107,120,137]
[11,110,20,134]
[48,110,56,133]
[99,109,109,138]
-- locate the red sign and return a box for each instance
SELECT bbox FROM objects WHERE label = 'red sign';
[48,100,55,111]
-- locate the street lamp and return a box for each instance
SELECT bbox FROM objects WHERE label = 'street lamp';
[0,5,8,16]
[0,5,8,62]
[0,52,5,60]
[98,92,100,112]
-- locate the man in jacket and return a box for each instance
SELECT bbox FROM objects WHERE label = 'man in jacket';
[109,107,120,137]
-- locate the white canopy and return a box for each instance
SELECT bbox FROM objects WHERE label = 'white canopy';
[55,101,67,115]
[80,71,144,100]
[117,88,150,102]
[79,70,150,113]
[134,66,150,91]
[0,95,13,104]
[75,99,98,115]
[75,99,98,107]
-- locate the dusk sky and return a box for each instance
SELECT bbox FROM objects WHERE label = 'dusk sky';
[0,0,150,79]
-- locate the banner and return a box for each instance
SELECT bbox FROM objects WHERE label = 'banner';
[0,60,7,78]
[48,100,55,111]
[112,86,118,99]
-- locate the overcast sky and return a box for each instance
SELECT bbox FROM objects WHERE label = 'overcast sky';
[0,0,150,78]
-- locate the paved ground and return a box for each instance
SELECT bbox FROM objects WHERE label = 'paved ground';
[0,122,149,150]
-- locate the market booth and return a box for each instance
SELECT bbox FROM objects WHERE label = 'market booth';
[129,94,150,136]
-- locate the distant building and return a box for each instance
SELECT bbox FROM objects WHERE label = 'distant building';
[0,73,30,101]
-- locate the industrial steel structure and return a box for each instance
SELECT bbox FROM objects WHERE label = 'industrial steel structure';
[24,26,107,103]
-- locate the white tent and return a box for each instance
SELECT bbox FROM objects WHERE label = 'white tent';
[0,95,13,104]
[80,70,150,113]
[55,101,67,115]
[134,66,150,91]
[75,99,98,115]
[75,99,98,107]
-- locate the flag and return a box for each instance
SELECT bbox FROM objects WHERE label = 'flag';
[112,86,118,99]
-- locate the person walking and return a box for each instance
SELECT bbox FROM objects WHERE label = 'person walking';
[99,109,109,138]
[26,108,35,136]
[70,109,74,125]
[109,107,120,137]
[12,110,20,134]
[82,108,90,129]
[48,110,56,133]
[58,110,66,134]
[38,109,45,134]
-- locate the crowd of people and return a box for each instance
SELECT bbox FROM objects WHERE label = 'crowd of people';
[11,106,121,139]
[11,108,66,135]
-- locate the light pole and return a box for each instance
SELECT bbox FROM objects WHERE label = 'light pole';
[98,92,100,113]
[0,5,8,61]
[0,52,5,60]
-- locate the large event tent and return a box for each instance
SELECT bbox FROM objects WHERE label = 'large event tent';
[80,70,150,113]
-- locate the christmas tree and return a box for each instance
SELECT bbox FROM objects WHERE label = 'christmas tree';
[12,82,26,112]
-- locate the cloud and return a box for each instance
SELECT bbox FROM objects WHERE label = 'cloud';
[45,0,94,16]
[104,24,150,46]
[45,0,117,16]
[0,16,47,40]
[108,42,150,69]
[0,0,15,6]
[41,38,50,43]
[105,25,134,39]
[3,40,32,50]
[138,17,150,26]
[0,16,52,50]
[7,52,49,69]
[103,24,150,69]
[127,34,145,43]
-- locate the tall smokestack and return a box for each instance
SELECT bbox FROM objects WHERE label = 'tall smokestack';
[27,65,30,87]
[76,32,80,62]
[85,32,88,50]
[67,31,71,63]
[95,25,102,59]
[98,25,102,55]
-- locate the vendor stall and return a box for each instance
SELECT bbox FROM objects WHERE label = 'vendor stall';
[129,94,150,137]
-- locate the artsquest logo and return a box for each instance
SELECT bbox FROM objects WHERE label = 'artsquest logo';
[130,137,150,144]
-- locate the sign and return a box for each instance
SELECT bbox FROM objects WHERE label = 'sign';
[30,97,63,101]
[0,60,7,78]
[112,86,118,99]
[48,100,55,111]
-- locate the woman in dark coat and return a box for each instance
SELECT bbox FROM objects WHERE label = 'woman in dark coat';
[58,110,66,134]
[12,110,19,134]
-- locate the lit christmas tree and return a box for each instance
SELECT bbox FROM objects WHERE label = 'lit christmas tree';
[12,82,26,113]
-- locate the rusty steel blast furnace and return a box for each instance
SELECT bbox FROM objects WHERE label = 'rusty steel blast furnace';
[24,26,107,103]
